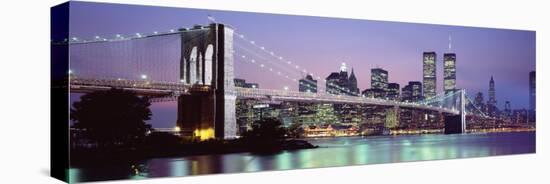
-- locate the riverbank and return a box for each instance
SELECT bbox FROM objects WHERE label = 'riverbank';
[70,138,318,168]
[302,128,535,138]
[69,132,536,182]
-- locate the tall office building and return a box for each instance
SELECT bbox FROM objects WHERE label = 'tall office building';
[325,63,358,96]
[474,92,486,113]
[348,68,359,95]
[401,81,422,102]
[529,71,536,122]
[504,101,512,118]
[423,52,437,98]
[487,76,497,116]
[387,83,400,100]
[401,85,412,102]
[443,53,456,94]
[371,68,388,91]
[410,81,423,101]
[234,78,259,88]
[299,74,317,93]
[326,72,341,95]
[339,63,349,89]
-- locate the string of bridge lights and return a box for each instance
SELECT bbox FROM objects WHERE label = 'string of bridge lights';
[66,16,479,111]
[236,52,366,96]
[64,25,213,45]
[210,15,364,97]
[65,15,360,96]
[232,31,362,96]
[465,97,490,118]
[421,90,490,118]
[233,42,302,78]
[209,15,323,84]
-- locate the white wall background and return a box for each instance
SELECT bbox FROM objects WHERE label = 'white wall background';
[0,0,548,183]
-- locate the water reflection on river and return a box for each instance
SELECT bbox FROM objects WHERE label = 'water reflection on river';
[69,132,535,183]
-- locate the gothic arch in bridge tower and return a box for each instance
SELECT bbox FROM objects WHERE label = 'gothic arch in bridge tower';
[177,24,236,140]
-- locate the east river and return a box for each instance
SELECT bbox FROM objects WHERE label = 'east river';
[69,131,535,182]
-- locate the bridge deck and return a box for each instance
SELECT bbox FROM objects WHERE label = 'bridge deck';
[68,78,459,114]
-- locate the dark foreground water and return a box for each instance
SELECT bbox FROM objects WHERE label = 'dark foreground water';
[69,132,535,183]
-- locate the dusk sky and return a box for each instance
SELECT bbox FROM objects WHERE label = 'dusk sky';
[69,2,535,128]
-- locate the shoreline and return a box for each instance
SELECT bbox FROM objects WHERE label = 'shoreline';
[70,130,534,168]
[302,128,535,138]
[70,138,318,168]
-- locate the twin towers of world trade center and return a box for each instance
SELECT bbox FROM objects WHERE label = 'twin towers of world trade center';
[422,36,456,99]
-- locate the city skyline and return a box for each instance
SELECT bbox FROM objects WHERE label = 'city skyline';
[68,1,535,127]
[54,2,537,182]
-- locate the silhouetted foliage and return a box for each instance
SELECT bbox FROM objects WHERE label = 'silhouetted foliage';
[287,123,304,138]
[71,88,152,148]
[144,132,181,149]
[242,118,287,141]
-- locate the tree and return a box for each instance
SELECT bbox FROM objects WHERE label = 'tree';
[71,88,152,148]
[287,123,304,138]
[242,118,286,141]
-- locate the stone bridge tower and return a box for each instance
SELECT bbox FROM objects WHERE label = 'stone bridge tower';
[176,23,236,140]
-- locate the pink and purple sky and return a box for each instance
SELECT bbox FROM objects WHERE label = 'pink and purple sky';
[68,2,535,128]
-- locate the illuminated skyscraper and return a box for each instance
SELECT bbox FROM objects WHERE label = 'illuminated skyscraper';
[325,62,358,96]
[387,83,400,100]
[423,52,436,98]
[401,81,422,102]
[410,81,423,102]
[371,68,388,91]
[234,78,258,88]
[299,74,317,93]
[504,101,512,119]
[401,85,412,102]
[529,71,535,122]
[487,76,497,116]
[474,92,486,113]
[443,53,456,94]
[348,68,359,95]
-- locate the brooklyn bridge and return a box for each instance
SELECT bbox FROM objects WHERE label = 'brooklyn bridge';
[64,21,489,139]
